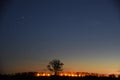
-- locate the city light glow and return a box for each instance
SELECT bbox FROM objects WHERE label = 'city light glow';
[36,72,119,77]
[36,73,51,77]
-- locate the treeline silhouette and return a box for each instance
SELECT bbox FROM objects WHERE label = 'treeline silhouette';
[0,72,120,80]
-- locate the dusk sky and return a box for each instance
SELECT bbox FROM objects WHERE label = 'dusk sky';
[1,0,120,74]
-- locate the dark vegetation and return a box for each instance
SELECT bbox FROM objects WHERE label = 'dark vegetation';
[0,72,120,80]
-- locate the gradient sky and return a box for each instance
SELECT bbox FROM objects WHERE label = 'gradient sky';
[1,0,120,74]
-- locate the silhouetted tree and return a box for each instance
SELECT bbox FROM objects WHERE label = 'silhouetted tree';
[47,59,64,76]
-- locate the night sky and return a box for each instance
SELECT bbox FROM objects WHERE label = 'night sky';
[1,0,120,74]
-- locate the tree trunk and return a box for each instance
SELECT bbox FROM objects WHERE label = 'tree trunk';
[54,71,57,76]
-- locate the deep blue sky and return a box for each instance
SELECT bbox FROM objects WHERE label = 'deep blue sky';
[1,0,120,74]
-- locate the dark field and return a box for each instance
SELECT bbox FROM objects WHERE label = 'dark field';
[0,73,120,80]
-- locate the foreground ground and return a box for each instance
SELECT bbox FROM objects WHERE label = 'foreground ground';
[0,75,120,80]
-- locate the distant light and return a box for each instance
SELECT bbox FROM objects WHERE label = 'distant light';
[64,73,67,76]
[74,74,77,77]
[71,74,75,77]
[68,74,71,76]
[36,73,40,76]
[78,75,81,77]
[42,73,45,76]
[36,72,114,77]
[60,73,63,76]
[47,74,50,76]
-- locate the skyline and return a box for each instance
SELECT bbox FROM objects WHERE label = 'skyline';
[1,0,120,74]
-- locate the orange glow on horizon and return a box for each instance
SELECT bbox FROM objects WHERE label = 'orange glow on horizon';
[36,73,51,77]
[36,72,120,78]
